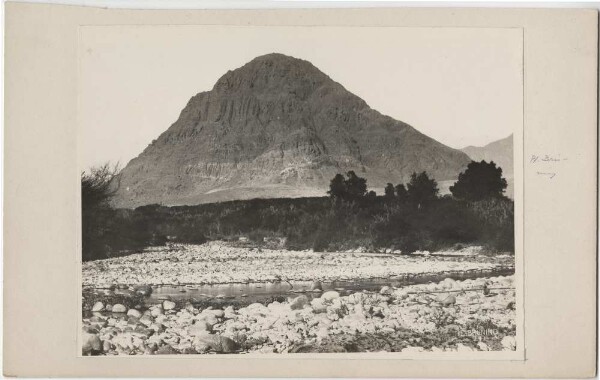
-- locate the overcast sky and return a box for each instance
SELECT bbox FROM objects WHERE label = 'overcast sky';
[80,25,522,170]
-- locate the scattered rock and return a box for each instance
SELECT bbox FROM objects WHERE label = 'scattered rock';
[379,286,392,295]
[194,333,240,353]
[188,321,212,336]
[127,309,142,318]
[91,301,104,312]
[438,294,456,306]
[151,306,164,317]
[501,336,516,351]
[134,285,153,297]
[321,291,340,302]
[82,332,102,355]
[310,298,327,313]
[112,304,127,313]
[156,344,179,355]
[290,295,309,310]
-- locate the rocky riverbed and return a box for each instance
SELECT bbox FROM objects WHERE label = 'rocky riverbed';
[82,275,516,355]
[82,243,516,355]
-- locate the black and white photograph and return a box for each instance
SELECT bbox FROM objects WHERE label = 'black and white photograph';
[80,25,522,356]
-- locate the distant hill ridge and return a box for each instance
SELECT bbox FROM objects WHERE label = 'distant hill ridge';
[113,53,473,208]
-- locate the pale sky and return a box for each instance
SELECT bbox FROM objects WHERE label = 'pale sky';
[80,25,522,170]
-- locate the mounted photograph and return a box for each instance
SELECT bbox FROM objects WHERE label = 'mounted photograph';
[79,25,523,357]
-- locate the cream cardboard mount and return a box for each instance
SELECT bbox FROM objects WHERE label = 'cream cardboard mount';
[3,3,598,378]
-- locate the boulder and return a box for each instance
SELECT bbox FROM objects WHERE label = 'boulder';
[194,333,240,353]
[139,315,154,327]
[91,301,104,312]
[346,293,366,305]
[112,304,127,313]
[321,291,340,302]
[163,300,176,310]
[438,294,457,307]
[134,285,153,297]
[127,309,142,318]
[102,340,113,352]
[192,337,211,353]
[290,295,309,310]
[82,332,102,355]
[379,286,392,295]
[188,321,212,336]
[310,298,327,314]
[199,313,219,327]
[151,306,164,317]
[156,344,179,355]
[501,335,516,351]
[206,309,224,318]
[224,306,236,319]
[149,323,165,333]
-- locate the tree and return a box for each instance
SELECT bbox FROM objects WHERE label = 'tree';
[450,160,508,201]
[407,171,438,208]
[395,184,407,201]
[81,163,120,211]
[327,173,347,199]
[327,171,368,200]
[81,163,121,261]
[384,183,395,200]
[344,171,367,199]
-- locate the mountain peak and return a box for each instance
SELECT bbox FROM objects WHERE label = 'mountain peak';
[113,54,472,208]
[213,52,329,94]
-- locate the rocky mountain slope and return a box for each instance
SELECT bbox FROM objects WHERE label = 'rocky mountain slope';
[112,53,472,208]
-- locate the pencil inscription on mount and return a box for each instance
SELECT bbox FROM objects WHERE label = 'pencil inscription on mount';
[113,53,471,208]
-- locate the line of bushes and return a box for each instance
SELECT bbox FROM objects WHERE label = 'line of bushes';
[82,161,514,261]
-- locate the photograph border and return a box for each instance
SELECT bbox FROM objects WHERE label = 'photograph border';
[76,23,525,361]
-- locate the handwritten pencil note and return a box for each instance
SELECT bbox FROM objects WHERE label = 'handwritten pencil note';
[529,154,568,179]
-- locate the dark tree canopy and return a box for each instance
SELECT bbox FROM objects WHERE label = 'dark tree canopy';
[345,171,367,198]
[407,171,439,207]
[327,171,369,200]
[395,184,407,201]
[384,183,395,200]
[327,173,347,198]
[450,160,508,201]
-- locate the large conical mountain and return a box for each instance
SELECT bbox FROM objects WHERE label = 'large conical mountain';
[112,53,471,208]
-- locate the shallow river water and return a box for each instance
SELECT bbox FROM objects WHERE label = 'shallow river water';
[131,267,514,306]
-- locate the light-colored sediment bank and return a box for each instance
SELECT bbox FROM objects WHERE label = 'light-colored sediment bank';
[82,242,513,287]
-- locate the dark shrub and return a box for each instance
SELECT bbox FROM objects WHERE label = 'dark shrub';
[450,160,508,201]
